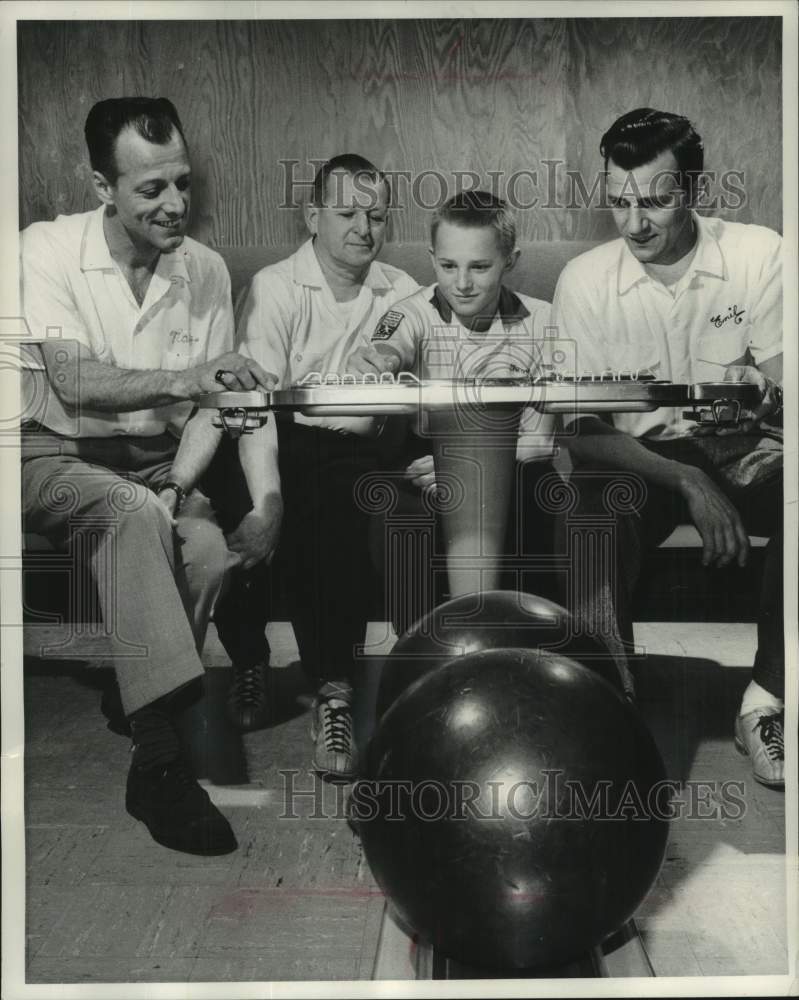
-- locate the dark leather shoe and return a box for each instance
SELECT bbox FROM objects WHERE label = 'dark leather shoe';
[126,758,238,855]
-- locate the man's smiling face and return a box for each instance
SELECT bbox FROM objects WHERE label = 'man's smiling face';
[607,149,696,265]
[101,126,191,255]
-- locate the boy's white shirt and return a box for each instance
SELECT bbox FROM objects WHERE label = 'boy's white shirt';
[371,283,556,460]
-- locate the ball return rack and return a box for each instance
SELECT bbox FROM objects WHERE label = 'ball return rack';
[199,371,762,438]
[371,903,654,980]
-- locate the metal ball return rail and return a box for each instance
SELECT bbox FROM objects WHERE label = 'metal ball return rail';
[198,371,763,438]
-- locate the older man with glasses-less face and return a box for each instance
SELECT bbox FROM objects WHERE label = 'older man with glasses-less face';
[208,155,420,781]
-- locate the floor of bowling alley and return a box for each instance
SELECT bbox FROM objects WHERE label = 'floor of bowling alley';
[20,618,788,984]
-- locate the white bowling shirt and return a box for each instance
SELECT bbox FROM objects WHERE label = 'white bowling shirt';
[551,214,782,439]
[237,238,419,436]
[370,284,556,460]
[20,205,234,437]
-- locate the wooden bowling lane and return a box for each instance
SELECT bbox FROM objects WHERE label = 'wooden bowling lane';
[371,903,654,979]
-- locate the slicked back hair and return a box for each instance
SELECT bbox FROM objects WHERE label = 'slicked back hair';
[85,97,186,184]
[600,108,704,200]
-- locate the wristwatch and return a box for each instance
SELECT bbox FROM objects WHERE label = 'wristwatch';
[157,480,187,513]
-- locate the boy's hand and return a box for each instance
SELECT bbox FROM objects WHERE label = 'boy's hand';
[345,345,401,376]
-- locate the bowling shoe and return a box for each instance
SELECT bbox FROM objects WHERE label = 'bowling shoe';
[126,756,238,855]
[311,681,355,781]
[734,707,784,789]
[226,660,269,731]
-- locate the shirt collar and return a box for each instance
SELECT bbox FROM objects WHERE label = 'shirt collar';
[293,237,394,291]
[617,211,725,294]
[80,206,116,271]
[80,205,192,284]
[428,284,530,325]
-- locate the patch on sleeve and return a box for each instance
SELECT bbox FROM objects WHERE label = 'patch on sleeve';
[372,310,405,341]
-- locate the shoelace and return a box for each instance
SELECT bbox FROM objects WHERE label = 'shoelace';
[320,701,353,755]
[231,663,266,707]
[754,712,784,761]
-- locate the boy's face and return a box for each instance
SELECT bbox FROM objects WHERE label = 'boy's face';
[429,221,518,327]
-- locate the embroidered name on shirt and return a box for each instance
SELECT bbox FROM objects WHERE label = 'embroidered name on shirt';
[710,305,746,328]
[372,310,404,341]
[170,329,199,347]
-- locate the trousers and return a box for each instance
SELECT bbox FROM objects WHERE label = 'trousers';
[209,420,381,684]
[556,434,783,698]
[21,430,234,714]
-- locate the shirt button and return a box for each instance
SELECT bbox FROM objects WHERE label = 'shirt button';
[295,354,303,362]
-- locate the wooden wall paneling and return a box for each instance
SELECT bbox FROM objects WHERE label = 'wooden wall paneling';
[17,17,783,244]
[564,17,782,240]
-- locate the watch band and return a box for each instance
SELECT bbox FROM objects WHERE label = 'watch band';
[157,480,187,512]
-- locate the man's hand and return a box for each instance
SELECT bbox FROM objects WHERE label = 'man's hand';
[226,497,283,570]
[679,467,750,568]
[345,345,400,377]
[154,487,179,527]
[694,364,782,437]
[403,453,436,491]
[187,352,277,398]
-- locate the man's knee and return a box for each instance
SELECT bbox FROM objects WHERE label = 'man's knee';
[27,467,167,541]
[177,510,232,592]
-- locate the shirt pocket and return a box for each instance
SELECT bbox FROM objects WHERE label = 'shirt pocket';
[600,330,662,380]
[694,328,749,382]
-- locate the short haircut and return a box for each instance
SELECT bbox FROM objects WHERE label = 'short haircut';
[600,108,704,200]
[84,97,186,183]
[311,153,390,207]
[431,190,517,257]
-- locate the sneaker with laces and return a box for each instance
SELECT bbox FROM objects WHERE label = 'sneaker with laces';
[734,707,784,788]
[311,683,355,781]
[226,661,269,731]
[126,756,238,854]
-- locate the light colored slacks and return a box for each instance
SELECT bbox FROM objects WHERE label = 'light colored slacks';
[22,430,235,715]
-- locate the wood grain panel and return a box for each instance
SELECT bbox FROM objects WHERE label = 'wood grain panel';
[17,17,782,245]
[564,17,782,239]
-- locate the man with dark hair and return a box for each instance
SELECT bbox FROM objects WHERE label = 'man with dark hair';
[552,108,784,787]
[210,154,419,780]
[20,97,273,854]
[84,97,187,182]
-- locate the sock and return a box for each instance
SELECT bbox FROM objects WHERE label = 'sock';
[739,680,784,716]
[128,695,182,771]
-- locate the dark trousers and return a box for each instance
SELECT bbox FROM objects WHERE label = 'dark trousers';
[207,420,381,685]
[556,435,783,698]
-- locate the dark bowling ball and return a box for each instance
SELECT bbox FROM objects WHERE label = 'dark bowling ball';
[377,589,619,718]
[356,647,668,969]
